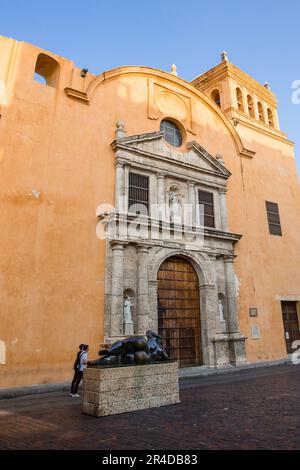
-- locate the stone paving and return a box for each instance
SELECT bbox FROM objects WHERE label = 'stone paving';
[0,364,299,450]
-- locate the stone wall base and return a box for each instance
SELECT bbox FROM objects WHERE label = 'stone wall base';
[212,333,247,366]
[82,361,180,417]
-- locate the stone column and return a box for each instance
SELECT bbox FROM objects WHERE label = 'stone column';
[115,162,125,212]
[157,173,166,220]
[273,110,279,130]
[224,256,247,364]
[194,185,202,227]
[263,106,269,126]
[187,181,196,226]
[199,284,218,367]
[219,188,229,231]
[224,256,239,334]
[110,242,124,337]
[242,93,249,116]
[253,100,259,121]
[136,245,150,334]
[148,280,158,332]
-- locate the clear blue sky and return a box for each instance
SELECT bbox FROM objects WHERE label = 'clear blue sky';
[1,0,299,176]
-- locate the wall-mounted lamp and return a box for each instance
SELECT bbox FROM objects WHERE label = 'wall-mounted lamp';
[81,68,88,78]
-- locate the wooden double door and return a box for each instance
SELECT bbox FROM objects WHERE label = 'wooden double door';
[281,301,300,354]
[157,257,202,367]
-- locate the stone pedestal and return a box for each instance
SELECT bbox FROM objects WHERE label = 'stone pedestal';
[82,362,180,417]
[110,242,124,336]
[136,245,150,334]
[212,333,247,367]
[212,334,231,367]
[228,333,247,365]
[124,321,134,335]
[224,256,239,334]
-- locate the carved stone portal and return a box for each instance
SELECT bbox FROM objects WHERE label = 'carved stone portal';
[103,127,247,367]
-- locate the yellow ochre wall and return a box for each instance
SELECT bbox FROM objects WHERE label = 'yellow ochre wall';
[0,36,299,388]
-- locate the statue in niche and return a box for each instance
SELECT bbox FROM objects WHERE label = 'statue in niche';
[219,298,225,323]
[169,188,181,223]
[123,295,134,335]
[123,296,133,324]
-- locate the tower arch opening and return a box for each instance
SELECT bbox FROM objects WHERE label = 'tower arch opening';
[267,108,275,127]
[236,87,244,112]
[247,95,255,118]
[211,89,221,108]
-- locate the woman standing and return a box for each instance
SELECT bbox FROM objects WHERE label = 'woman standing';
[70,344,89,397]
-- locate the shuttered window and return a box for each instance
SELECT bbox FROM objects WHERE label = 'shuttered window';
[266,201,282,236]
[128,172,149,215]
[198,190,215,228]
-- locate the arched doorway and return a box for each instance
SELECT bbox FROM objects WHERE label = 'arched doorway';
[157,256,202,367]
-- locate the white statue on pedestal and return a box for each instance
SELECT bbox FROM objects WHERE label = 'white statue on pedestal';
[169,190,181,223]
[219,299,225,323]
[124,296,133,323]
[123,296,134,335]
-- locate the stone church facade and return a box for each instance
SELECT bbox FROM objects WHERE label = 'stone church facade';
[104,128,246,367]
[0,36,299,388]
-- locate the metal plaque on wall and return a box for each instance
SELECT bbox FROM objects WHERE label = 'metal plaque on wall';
[249,308,258,317]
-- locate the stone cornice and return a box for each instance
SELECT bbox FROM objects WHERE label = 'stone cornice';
[114,144,229,181]
[187,141,232,177]
[102,213,242,243]
[64,87,89,104]
[112,131,164,148]
[112,132,231,180]
[226,109,294,147]
[204,228,242,244]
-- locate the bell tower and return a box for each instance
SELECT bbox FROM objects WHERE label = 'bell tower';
[191,52,284,137]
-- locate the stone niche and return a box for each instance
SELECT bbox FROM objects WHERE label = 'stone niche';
[82,362,180,417]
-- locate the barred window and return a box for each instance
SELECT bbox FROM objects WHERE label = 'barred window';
[198,190,215,228]
[266,201,282,236]
[128,172,149,215]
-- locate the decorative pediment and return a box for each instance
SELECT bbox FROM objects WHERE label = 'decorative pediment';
[111,131,231,179]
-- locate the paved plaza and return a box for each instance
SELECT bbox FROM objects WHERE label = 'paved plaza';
[0,364,299,450]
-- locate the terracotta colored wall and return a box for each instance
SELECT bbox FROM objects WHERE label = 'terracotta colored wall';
[0,39,108,386]
[0,37,299,388]
[233,129,300,362]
